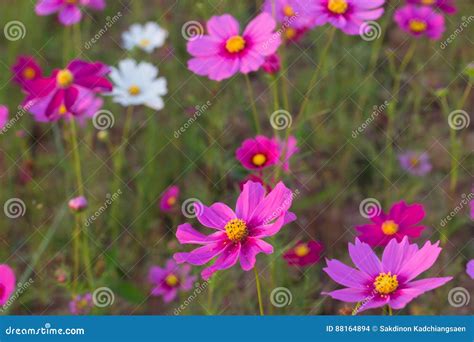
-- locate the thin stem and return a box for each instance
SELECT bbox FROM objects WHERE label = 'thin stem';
[295,27,336,130]
[244,74,261,133]
[254,266,264,316]
[387,305,393,316]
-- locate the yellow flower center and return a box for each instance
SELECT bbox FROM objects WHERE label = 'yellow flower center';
[421,0,435,4]
[56,69,74,88]
[225,35,246,53]
[328,0,348,14]
[139,39,150,47]
[294,243,310,257]
[225,218,248,242]
[59,104,68,115]
[22,67,36,80]
[283,5,295,17]
[128,85,141,96]
[381,220,399,235]
[409,19,427,33]
[76,298,89,310]
[374,272,399,295]
[167,196,177,206]
[252,153,267,167]
[410,157,419,167]
[165,274,179,287]
[285,27,297,40]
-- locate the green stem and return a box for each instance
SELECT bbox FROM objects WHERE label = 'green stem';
[387,305,393,316]
[384,41,417,201]
[254,266,264,316]
[244,74,260,133]
[296,27,336,130]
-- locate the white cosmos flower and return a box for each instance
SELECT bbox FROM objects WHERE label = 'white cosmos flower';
[109,59,167,110]
[122,22,167,53]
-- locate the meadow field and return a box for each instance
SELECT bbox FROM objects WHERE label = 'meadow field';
[0,0,472,315]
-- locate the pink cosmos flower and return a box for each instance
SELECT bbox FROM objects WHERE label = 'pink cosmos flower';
[187,13,281,81]
[356,201,426,246]
[312,0,385,35]
[394,5,445,40]
[68,196,88,212]
[69,293,93,315]
[466,260,474,279]
[0,265,15,306]
[262,0,317,30]
[174,181,296,280]
[236,135,280,171]
[160,186,180,213]
[27,87,103,123]
[283,240,323,267]
[0,106,9,132]
[407,0,456,15]
[398,151,432,176]
[35,0,106,26]
[11,56,42,92]
[261,53,281,74]
[148,259,196,302]
[323,237,452,312]
[25,59,111,119]
[278,135,299,172]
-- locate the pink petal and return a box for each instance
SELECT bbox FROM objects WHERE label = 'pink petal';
[35,0,61,15]
[243,13,276,41]
[196,203,236,230]
[187,36,221,57]
[58,5,82,26]
[398,241,442,281]
[206,14,240,39]
[174,241,226,265]
[322,288,368,302]
[176,223,225,245]
[250,181,293,225]
[323,259,371,289]
[348,239,381,277]
[239,238,273,271]
[235,181,266,221]
[201,243,241,280]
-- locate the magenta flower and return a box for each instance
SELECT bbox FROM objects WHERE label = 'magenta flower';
[278,135,299,172]
[0,265,15,306]
[236,135,280,171]
[407,0,456,15]
[262,0,317,29]
[323,237,452,312]
[174,181,296,280]
[356,201,426,246]
[11,56,42,91]
[261,53,281,74]
[312,0,385,35]
[25,59,111,118]
[69,293,93,315]
[466,260,474,279]
[68,196,88,212]
[160,186,180,213]
[148,259,196,303]
[398,151,432,176]
[0,106,9,131]
[187,13,281,81]
[35,0,106,26]
[394,5,445,40]
[283,240,323,267]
